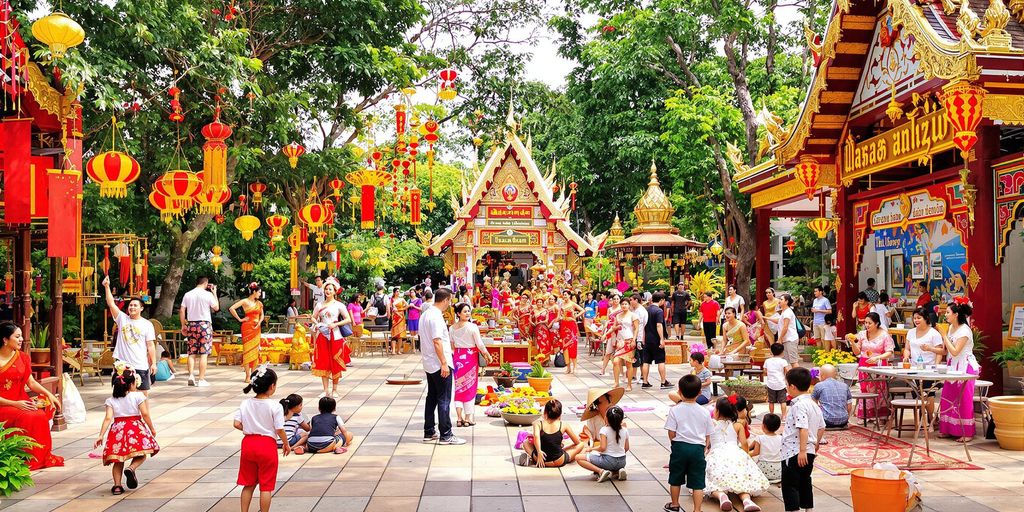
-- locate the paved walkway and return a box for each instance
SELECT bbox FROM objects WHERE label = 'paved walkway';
[3,353,1023,512]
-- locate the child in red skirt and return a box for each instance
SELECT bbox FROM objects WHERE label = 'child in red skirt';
[95,364,159,495]
[234,365,290,512]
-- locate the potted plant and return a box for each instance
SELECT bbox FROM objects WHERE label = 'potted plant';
[526,355,553,393]
[800,345,819,363]
[500,397,542,426]
[492,362,517,388]
[0,425,37,497]
[29,325,50,366]
[992,339,1024,378]
[720,376,767,403]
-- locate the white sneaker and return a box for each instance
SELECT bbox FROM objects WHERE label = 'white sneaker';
[438,436,466,445]
[617,468,627,480]
[597,470,613,483]
[196,379,211,387]
[187,376,196,386]
[166,374,175,381]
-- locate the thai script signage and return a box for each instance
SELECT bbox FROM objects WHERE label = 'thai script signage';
[481,229,541,246]
[842,108,954,180]
[870,189,947,230]
[487,205,532,219]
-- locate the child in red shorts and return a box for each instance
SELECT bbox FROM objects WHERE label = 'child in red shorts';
[234,365,290,512]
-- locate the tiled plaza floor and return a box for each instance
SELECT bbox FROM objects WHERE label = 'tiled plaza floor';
[4,352,1023,511]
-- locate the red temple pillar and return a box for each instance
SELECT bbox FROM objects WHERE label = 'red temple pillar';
[755,209,771,305]
[965,126,1003,393]
[13,228,31,341]
[835,185,856,336]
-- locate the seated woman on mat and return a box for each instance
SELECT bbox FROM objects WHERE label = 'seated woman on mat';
[518,399,584,468]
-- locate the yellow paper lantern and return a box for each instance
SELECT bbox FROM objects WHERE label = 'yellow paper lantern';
[32,11,85,59]
[234,214,261,241]
[210,246,223,270]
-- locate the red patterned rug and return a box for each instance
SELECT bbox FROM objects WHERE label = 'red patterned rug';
[811,425,983,475]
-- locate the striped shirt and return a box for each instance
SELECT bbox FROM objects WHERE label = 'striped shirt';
[280,413,306,445]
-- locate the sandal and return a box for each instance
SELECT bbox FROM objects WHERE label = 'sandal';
[718,493,733,511]
[465,420,475,426]
[124,468,138,489]
[111,485,124,495]
[456,420,465,427]
[743,500,762,512]
[664,503,681,512]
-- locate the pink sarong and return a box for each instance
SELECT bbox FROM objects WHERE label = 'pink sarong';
[938,365,978,438]
[453,347,479,404]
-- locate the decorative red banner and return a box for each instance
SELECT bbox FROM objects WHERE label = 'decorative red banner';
[1,118,32,224]
[47,170,81,257]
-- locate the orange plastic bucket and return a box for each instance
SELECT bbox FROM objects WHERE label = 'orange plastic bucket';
[850,468,909,512]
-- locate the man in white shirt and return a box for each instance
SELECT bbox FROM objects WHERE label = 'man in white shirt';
[418,288,464,445]
[810,286,833,350]
[303,276,325,311]
[179,276,220,387]
[103,276,156,395]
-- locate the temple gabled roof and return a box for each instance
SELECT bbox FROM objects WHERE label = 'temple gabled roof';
[423,123,600,257]
[732,0,1024,209]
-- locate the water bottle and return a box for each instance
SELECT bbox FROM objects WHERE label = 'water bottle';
[915,354,924,370]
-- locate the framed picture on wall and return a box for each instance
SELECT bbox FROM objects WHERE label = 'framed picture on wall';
[910,255,926,279]
[890,255,904,289]
[930,253,943,281]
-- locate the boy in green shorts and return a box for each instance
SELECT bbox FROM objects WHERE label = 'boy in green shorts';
[664,374,714,512]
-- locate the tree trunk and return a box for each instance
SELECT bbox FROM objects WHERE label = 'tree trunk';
[765,0,778,86]
[152,213,214,319]
[723,34,759,164]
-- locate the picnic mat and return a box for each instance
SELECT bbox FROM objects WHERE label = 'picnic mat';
[811,425,984,475]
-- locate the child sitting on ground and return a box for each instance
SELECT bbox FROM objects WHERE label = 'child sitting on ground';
[576,405,629,482]
[279,393,310,454]
[669,353,713,405]
[748,413,783,484]
[306,397,354,454]
[519,399,584,468]
[154,350,175,382]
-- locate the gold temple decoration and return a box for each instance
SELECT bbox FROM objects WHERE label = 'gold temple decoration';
[725,142,749,175]
[756,106,790,161]
[606,214,625,244]
[631,161,675,234]
[979,0,1013,50]
[968,264,982,292]
[1010,0,1024,21]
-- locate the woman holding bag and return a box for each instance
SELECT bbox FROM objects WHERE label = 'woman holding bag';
[451,303,492,427]
[311,277,353,399]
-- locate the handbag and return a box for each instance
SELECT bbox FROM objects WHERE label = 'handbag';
[553,351,566,367]
[340,323,353,337]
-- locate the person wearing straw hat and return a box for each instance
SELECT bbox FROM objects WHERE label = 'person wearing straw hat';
[580,386,625,446]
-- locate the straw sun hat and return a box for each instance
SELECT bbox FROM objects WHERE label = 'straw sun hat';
[580,386,625,420]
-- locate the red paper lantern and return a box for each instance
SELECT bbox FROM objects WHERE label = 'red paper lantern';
[266,214,289,241]
[86,150,140,198]
[328,177,345,199]
[249,182,268,204]
[168,86,184,123]
[940,81,986,158]
[807,218,836,239]
[148,189,175,223]
[438,69,458,101]
[793,155,820,200]
[785,238,796,254]
[201,107,232,194]
[346,169,392,229]
[282,142,305,168]
[298,202,330,232]
[395,104,407,135]
[153,170,202,216]
[196,170,232,215]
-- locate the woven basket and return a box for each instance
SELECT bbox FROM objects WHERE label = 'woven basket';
[720,382,767,403]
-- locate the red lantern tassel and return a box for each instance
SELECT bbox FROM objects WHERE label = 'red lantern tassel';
[360,185,375,229]
[410,188,422,225]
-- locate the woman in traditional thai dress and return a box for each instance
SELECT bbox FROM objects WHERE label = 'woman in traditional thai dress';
[0,322,63,470]
[939,300,979,442]
[230,282,265,382]
[389,288,407,355]
[848,312,894,420]
[311,278,353,398]
[853,291,872,328]
[516,292,533,343]
[761,287,781,334]
[533,296,556,355]
[451,303,492,427]
[719,307,750,355]
[499,281,513,320]
[558,297,584,374]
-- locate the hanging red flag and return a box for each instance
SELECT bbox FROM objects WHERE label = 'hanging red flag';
[47,169,81,257]
[1,118,32,224]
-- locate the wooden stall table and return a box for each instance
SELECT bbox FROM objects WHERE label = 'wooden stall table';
[483,341,533,366]
[861,365,978,468]
[722,360,752,378]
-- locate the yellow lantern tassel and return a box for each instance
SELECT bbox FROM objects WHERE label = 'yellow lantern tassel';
[289,251,299,289]
[201,108,232,194]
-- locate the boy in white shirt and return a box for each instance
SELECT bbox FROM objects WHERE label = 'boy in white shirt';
[763,343,791,418]
[781,367,824,512]
[663,375,715,512]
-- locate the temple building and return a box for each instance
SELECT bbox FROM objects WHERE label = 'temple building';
[423,116,602,286]
[733,0,1024,392]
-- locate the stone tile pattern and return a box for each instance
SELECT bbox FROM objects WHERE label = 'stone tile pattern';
[4,351,1022,512]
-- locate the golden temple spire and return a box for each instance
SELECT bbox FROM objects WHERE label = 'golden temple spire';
[632,159,677,234]
[607,214,625,243]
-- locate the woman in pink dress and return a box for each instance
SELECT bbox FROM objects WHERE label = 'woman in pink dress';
[938,300,979,442]
[848,312,894,420]
[451,303,492,427]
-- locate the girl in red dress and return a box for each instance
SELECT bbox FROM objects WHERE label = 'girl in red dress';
[558,298,584,374]
[533,296,557,355]
[517,292,534,343]
[0,322,63,471]
[96,364,159,494]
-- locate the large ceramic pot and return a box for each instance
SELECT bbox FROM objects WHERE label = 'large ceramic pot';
[30,348,51,366]
[501,411,541,426]
[527,376,552,393]
[989,396,1024,451]
[1007,361,1024,378]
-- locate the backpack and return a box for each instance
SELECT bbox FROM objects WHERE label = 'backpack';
[795,317,807,339]
[373,295,387,314]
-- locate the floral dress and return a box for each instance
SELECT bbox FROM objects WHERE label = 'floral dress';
[856,329,894,419]
[705,420,769,495]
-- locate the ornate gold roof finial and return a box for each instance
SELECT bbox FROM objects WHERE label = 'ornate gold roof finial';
[632,160,676,234]
[526,132,533,154]
[980,0,1013,50]
[505,89,518,133]
[607,214,625,243]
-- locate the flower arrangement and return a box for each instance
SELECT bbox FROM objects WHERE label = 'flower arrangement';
[812,349,856,367]
[500,396,540,415]
[529,355,551,378]
[497,362,516,378]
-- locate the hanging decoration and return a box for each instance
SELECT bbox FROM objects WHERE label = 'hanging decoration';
[210,246,223,270]
[102,245,111,276]
[345,169,392,229]
[153,170,203,214]
[298,201,331,234]
[807,217,837,239]
[86,116,141,198]
[112,242,131,285]
[394,104,407,135]
[201,106,232,194]
[234,195,261,241]
[709,240,724,261]
[940,80,986,232]
[793,155,820,200]
[328,177,345,199]
[196,171,232,214]
[282,142,305,168]
[785,238,796,254]
[240,262,254,276]
[265,214,289,241]
[138,248,149,295]
[168,87,184,123]
[438,68,458,101]
[31,10,84,59]
[148,190,174,223]
[569,182,578,211]
[409,188,422,225]
[249,182,267,205]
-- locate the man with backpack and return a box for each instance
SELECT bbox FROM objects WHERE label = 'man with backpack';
[371,285,390,326]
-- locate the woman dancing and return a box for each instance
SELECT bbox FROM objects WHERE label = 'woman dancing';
[230,282,265,381]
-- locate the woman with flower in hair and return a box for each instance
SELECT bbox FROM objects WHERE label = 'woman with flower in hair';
[311,277,353,398]
[0,321,63,470]
[939,299,980,443]
[231,282,265,382]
